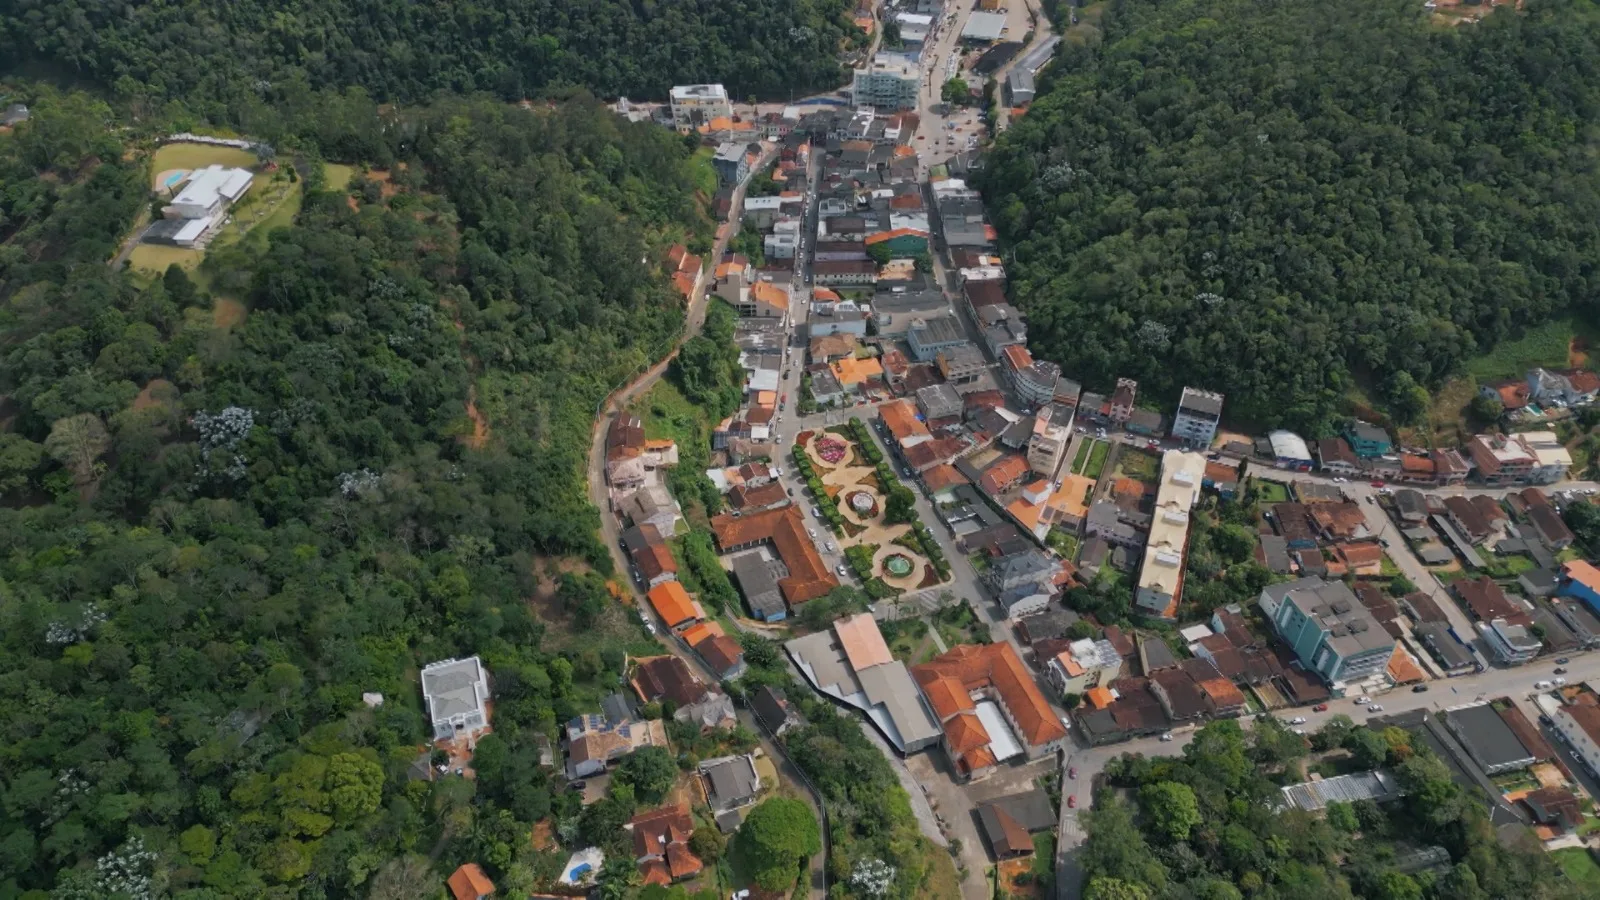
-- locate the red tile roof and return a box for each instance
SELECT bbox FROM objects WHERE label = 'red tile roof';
[710,505,837,604]
[448,864,495,900]
[979,455,1030,495]
[647,581,700,629]
[633,543,678,581]
[913,643,1067,749]
[695,634,744,676]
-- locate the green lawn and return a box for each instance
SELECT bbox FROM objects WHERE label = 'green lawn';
[1480,554,1536,579]
[689,146,718,198]
[1551,847,1600,892]
[1462,317,1583,383]
[1083,441,1111,480]
[1253,480,1290,504]
[1071,440,1092,473]
[325,163,356,190]
[1114,449,1160,483]
[1032,833,1056,879]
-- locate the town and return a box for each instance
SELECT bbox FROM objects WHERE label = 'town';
[418,4,1600,899]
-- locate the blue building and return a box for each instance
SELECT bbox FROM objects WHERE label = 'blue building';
[712,142,751,185]
[1259,577,1394,685]
[1343,421,1393,459]
[1558,560,1600,616]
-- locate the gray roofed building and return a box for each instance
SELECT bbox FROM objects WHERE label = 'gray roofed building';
[785,623,942,753]
[917,383,965,421]
[601,692,636,726]
[1549,597,1600,648]
[1256,533,1293,574]
[1394,490,1430,522]
[750,685,797,735]
[1140,635,1178,672]
[1418,544,1456,565]
[1280,769,1402,811]
[420,656,491,741]
[733,553,787,622]
[1015,608,1082,645]
[1416,621,1476,673]
[700,754,761,813]
[1443,704,1538,774]
[976,791,1056,857]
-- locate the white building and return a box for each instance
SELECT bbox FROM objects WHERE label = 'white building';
[1519,431,1574,484]
[1170,387,1224,448]
[1552,704,1600,779]
[852,55,921,110]
[1134,451,1208,619]
[669,83,732,128]
[896,12,934,44]
[1045,638,1123,695]
[421,656,491,742]
[167,165,253,220]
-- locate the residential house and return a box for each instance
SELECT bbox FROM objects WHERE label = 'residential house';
[732,553,788,623]
[1109,378,1137,425]
[448,864,496,900]
[622,484,680,537]
[937,343,988,384]
[1317,438,1361,476]
[1170,387,1224,448]
[1416,621,1476,675]
[1466,433,1537,484]
[1552,705,1600,779]
[979,454,1031,496]
[646,581,703,631]
[976,793,1056,860]
[1344,421,1392,458]
[1085,499,1145,548]
[984,548,1062,618]
[829,356,884,394]
[631,656,709,707]
[1202,461,1239,499]
[1308,501,1372,542]
[1266,430,1315,471]
[1549,596,1600,649]
[1528,367,1600,407]
[1443,495,1493,545]
[1518,431,1573,484]
[565,712,669,779]
[812,259,879,286]
[1256,533,1294,574]
[917,383,964,421]
[1044,638,1123,695]
[1393,489,1429,523]
[699,754,761,814]
[1455,576,1532,625]
[1481,618,1541,665]
[912,642,1070,781]
[1259,578,1395,685]
[712,141,753,185]
[422,657,491,742]
[693,631,747,680]
[750,685,797,735]
[629,804,704,885]
[1557,560,1600,617]
[1522,787,1583,833]
[809,332,859,364]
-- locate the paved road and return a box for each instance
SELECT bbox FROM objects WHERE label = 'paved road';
[991,0,1055,133]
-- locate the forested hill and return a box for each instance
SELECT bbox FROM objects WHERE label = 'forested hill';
[981,0,1600,431]
[0,96,710,894]
[0,0,858,111]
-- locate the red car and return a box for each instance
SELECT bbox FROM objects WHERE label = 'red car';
[1312,703,1328,712]
[1068,767,1077,779]
[1370,481,1386,488]
[1067,795,1077,809]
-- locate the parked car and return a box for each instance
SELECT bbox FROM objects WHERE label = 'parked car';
[1555,677,1569,686]
[1370,481,1386,488]
[1557,657,1571,664]
[567,780,587,792]
[1412,685,1429,693]
[1068,767,1077,779]
[1159,732,1174,742]
[1312,703,1329,712]
[1535,680,1554,689]
[1554,667,1569,675]
[1066,795,1077,808]
[1289,716,1307,725]
[1368,704,1384,712]
[1356,696,1372,704]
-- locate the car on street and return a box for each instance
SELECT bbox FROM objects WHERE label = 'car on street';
[1289,716,1307,725]
[1368,704,1384,712]
[1068,767,1077,779]
[1066,795,1077,808]
[1312,703,1328,712]
[1412,685,1429,693]
[1554,667,1568,674]
[806,527,816,538]
[1159,732,1174,742]
[1555,677,1569,686]
[1557,657,1570,664]
[567,780,586,792]
[1370,481,1386,488]
[825,541,837,553]
[1356,696,1371,704]
[835,564,849,577]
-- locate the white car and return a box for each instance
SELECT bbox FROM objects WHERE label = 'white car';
[1355,695,1372,704]
[1368,704,1384,712]
[825,541,837,553]
[1159,732,1174,742]
[835,564,849,577]
[1554,677,1569,686]
[806,527,816,538]
[1289,716,1307,725]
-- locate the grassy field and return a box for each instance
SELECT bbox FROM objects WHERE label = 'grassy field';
[1463,317,1583,383]
[1253,479,1290,503]
[127,244,204,277]
[1031,834,1056,879]
[1551,847,1600,892]
[1114,448,1160,483]
[150,143,258,187]
[689,146,718,198]
[325,163,356,190]
[1083,440,1111,480]
[1070,440,1091,473]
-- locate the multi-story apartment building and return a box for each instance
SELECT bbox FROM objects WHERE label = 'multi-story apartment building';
[669,84,732,129]
[1170,387,1224,448]
[1259,578,1394,684]
[852,56,920,110]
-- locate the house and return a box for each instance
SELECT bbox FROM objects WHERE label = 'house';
[1317,438,1361,476]
[912,642,1070,780]
[1466,433,1536,484]
[983,548,1061,618]
[809,332,859,363]
[829,355,884,393]
[622,485,680,537]
[1270,502,1319,549]
[732,553,788,623]
[813,259,879,286]
[565,713,669,779]
[975,793,1056,860]
[1170,387,1224,448]
[1085,499,1145,548]
[1255,533,1294,574]
[1343,421,1392,458]
[785,613,942,753]
[700,754,761,814]
[1044,638,1123,695]
[669,83,732,128]
[694,633,747,680]
[1519,431,1574,483]
[1552,705,1600,779]
[750,685,797,735]
[978,454,1031,496]
[1202,461,1239,499]
[1392,489,1429,524]
[166,164,254,220]
[631,540,678,588]
[1416,621,1476,675]
[629,804,704,885]
[1126,409,1164,436]
[1109,378,1137,424]
[1259,578,1395,685]
[1455,576,1531,625]
[631,656,709,707]
[422,657,492,742]
[1308,501,1371,541]
[1521,787,1583,832]
[917,383,965,421]
[1481,618,1541,665]
[712,141,753,184]
[1014,608,1082,645]
[1443,495,1493,545]
[448,863,496,900]
[1556,559,1600,617]
[647,581,703,631]
[675,692,737,732]
[1026,408,1073,477]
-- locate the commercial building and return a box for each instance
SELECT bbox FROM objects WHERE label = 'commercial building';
[852,55,921,110]
[961,11,1009,42]
[711,506,838,607]
[785,614,942,753]
[421,656,492,742]
[1343,421,1393,458]
[1044,638,1123,695]
[1133,451,1208,619]
[1557,559,1600,616]
[907,315,969,362]
[1442,703,1541,774]
[1170,387,1224,447]
[1466,433,1536,484]
[976,792,1057,859]
[669,83,732,128]
[712,142,753,185]
[1259,578,1395,685]
[1025,407,1072,477]
[1266,430,1315,471]
[1551,704,1600,778]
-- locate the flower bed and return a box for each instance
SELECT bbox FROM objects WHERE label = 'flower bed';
[816,436,848,464]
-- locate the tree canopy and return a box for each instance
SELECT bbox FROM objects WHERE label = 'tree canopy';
[736,796,822,892]
[981,0,1600,431]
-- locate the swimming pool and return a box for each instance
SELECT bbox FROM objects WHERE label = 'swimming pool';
[162,170,188,188]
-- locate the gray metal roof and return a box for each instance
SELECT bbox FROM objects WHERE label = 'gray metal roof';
[1280,769,1402,811]
[1444,703,1537,771]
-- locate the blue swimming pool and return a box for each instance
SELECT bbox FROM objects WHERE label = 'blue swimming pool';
[162,170,188,188]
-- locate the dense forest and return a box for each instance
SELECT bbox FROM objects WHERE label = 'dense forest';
[1084,717,1582,900]
[982,0,1600,432]
[0,91,717,895]
[0,0,860,118]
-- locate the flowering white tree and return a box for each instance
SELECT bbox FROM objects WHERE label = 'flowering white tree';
[850,858,897,897]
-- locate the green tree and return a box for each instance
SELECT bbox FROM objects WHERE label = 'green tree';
[44,413,110,485]
[326,753,385,823]
[1084,876,1151,900]
[736,797,821,892]
[613,746,678,804]
[941,78,971,107]
[1138,781,1201,842]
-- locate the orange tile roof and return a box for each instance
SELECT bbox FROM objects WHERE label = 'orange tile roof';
[830,356,884,386]
[647,581,700,628]
[812,287,841,302]
[633,543,678,581]
[922,463,969,492]
[835,613,894,671]
[1335,543,1384,567]
[1204,461,1238,483]
[1386,645,1426,685]
[750,280,788,312]
[1085,686,1115,709]
[1564,559,1600,593]
[1002,344,1033,371]
[696,634,744,675]
[944,711,991,754]
[714,260,745,279]
[1496,382,1531,410]
[710,506,837,604]
[918,673,975,720]
[681,620,726,646]
[979,455,1030,495]
[1401,453,1434,474]
[672,271,697,299]
[880,399,931,443]
[1007,496,1043,531]
[448,864,495,900]
[1053,650,1085,678]
[957,745,998,777]
[913,643,1067,749]
[1197,677,1245,709]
